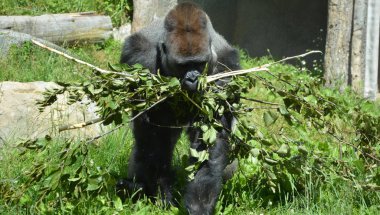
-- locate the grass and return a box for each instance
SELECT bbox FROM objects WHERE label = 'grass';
[0,39,122,83]
[1,127,379,214]
[0,0,132,27]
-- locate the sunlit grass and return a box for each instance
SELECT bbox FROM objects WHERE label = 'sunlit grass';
[0,40,122,83]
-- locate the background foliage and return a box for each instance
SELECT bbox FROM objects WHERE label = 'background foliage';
[0,0,133,26]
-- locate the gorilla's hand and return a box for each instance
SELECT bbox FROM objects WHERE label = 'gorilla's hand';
[181,70,201,91]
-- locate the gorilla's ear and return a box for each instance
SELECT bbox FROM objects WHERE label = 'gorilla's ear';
[120,33,158,74]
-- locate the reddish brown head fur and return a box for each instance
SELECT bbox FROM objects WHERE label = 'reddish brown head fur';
[164,3,210,57]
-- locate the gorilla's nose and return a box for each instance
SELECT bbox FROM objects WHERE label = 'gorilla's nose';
[182,70,200,91]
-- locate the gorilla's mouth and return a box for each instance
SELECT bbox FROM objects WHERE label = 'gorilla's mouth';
[181,70,200,92]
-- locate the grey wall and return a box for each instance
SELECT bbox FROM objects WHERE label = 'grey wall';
[181,0,328,66]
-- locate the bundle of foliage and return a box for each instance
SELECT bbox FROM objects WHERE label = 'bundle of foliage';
[2,44,380,213]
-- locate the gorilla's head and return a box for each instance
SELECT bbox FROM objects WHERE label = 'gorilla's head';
[159,3,217,91]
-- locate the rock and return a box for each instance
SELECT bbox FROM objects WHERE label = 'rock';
[131,0,177,33]
[112,23,132,42]
[0,81,107,145]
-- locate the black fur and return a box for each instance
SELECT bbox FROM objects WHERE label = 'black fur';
[118,3,241,215]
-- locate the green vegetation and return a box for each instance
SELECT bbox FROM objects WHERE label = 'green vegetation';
[0,0,132,26]
[1,40,380,214]
[0,39,121,82]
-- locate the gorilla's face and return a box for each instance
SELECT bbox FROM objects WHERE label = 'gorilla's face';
[160,4,216,91]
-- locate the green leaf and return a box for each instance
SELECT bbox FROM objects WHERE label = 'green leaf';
[108,100,119,110]
[136,102,147,108]
[304,95,317,105]
[250,148,260,157]
[168,77,180,87]
[198,150,209,162]
[190,148,209,161]
[68,177,81,182]
[264,157,278,165]
[46,170,61,190]
[298,145,308,155]
[185,164,196,172]
[86,183,100,191]
[202,126,217,144]
[263,111,278,126]
[88,84,95,95]
[276,144,290,157]
[216,92,228,100]
[20,194,32,205]
[114,196,123,211]
[278,105,290,115]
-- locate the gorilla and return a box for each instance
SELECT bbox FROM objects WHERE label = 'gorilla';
[117,2,241,214]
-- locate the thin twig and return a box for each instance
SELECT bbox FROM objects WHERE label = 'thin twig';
[240,96,280,105]
[59,96,168,132]
[31,39,134,80]
[128,96,169,122]
[325,126,380,163]
[207,67,269,83]
[86,124,124,144]
[181,91,208,115]
[217,61,233,72]
[206,50,322,83]
[59,117,104,132]
[245,106,279,110]
[268,50,322,66]
[266,70,296,87]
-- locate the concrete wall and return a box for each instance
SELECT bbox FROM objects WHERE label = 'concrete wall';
[181,0,328,66]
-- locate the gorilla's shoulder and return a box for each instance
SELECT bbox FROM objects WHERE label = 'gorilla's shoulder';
[120,19,165,68]
[138,19,165,41]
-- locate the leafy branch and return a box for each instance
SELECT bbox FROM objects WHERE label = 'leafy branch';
[5,40,379,209]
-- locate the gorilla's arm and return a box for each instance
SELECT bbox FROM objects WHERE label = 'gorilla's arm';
[185,31,241,214]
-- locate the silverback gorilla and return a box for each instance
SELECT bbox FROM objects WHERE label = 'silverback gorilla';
[117,2,240,214]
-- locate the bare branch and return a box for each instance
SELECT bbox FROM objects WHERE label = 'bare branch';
[59,117,103,132]
[207,50,322,83]
[269,50,323,66]
[240,96,280,105]
[33,41,321,132]
[86,124,124,144]
[206,67,269,83]
[32,39,320,84]
[31,39,134,80]
[58,96,168,131]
